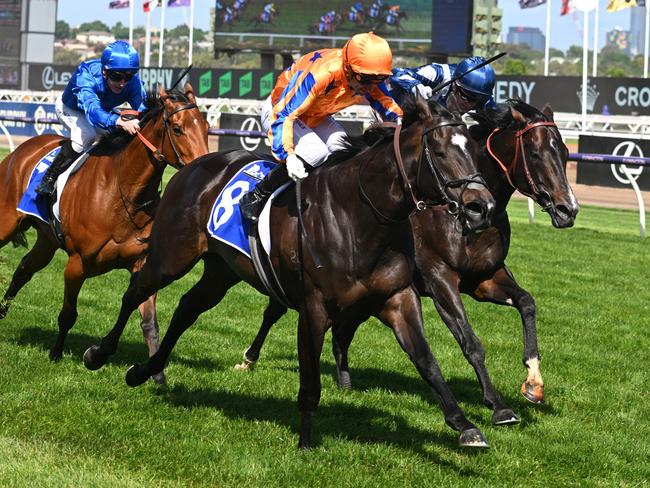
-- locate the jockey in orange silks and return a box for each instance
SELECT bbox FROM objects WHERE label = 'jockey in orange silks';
[239,32,402,222]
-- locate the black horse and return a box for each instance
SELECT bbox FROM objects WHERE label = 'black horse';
[235,99,579,424]
[83,98,496,449]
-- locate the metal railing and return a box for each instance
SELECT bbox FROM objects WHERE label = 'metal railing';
[1,112,648,237]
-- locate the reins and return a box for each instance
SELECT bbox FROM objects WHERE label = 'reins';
[116,99,198,230]
[486,120,557,203]
[358,119,486,224]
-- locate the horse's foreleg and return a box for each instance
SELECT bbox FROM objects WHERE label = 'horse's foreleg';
[83,259,167,371]
[296,295,328,450]
[330,318,363,390]
[428,271,519,426]
[50,255,84,361]
[1,230,57,319]
[378,287,489,448]
[137,293,165,385]
[125,256,238,387]
[234,299,287,371]
[472,265,543,404]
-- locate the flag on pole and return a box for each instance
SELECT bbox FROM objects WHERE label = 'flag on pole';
[519,0,547,7]
[109,0,129,8]
[607,0,637,11]
[561,0,573,15]
[168,0,190,6]
[144,0,160,12]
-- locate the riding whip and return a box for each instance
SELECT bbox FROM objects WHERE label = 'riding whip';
[169,64,193,91]
[429,52,507,96]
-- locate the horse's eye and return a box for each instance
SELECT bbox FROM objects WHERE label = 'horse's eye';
[173,126,182,136]
[434,151,446,158]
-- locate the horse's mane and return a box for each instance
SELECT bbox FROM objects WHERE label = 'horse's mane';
[93,88,191,156]
[469,98,547,140]
[322,94,454,168]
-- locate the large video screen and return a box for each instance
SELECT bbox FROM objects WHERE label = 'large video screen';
[214,0,433,55]
[0,0,21,88]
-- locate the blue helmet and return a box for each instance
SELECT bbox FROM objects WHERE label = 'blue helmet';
[455,56,495,97]
[101,40,140,71]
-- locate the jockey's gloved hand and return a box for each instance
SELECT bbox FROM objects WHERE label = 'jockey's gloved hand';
[396,117,403,125]
[286,154,308,182]
[117,117,141,135]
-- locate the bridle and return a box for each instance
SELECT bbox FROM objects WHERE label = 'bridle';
[117,99,198,229]
[486,120,557,209]
[359,119,487,224]
[120,98,198,170]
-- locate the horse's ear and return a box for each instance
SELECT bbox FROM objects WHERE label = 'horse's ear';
[542,103,555,122]
[158,84,168,99]
[415,95,430,122]
[510,106,526,124]
[184,82,196,104]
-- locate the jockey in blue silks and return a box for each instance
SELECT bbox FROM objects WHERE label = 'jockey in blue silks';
[36,40,146,196]
[389,56,496,114]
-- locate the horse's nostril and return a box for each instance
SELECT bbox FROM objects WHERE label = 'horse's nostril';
[465,201,486,217]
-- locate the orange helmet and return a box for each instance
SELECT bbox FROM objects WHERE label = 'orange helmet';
[342,32,393,77]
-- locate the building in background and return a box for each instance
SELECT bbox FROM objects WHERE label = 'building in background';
[629,7,646,56]
[506,26,545,52]
[606,28,631,54]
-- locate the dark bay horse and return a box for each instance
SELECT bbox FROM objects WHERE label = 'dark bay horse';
[235,99,579,424]
[83,99,497,449]
[0,84,209,365]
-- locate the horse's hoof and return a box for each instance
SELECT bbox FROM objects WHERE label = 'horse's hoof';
[521,381,545,404]
[234,359,255,371]
[0,306,8,320]
[492,409,520,426]
[151,371,167,386]
[49,348,63,362]
[125,364,149,387]
[83,345,108,371]
[337,370,352,390]
[458,428,490,448]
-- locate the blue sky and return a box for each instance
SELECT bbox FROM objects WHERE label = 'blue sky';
[57,0,639,51]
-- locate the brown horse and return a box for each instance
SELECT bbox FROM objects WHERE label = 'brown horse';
[0,84,209,367]
[83,98,497,449]
[235,99,579,424]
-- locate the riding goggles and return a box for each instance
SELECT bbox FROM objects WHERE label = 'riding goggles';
[455,83,489,105]
[106,70,136,83]
[351,71,388,84]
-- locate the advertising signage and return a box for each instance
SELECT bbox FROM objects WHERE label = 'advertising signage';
[28,65,280,100]
[213,0,433,54]
[24,65,650,116]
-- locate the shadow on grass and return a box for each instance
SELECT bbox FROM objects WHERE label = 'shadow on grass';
[13,326,224,371]
[164,383,487,469]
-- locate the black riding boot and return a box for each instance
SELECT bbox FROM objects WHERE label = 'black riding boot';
[36,141,80,196]
[239,164,291,222]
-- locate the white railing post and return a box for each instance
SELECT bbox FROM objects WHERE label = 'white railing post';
[619,165,646,238]
[527,197,535,224]
[0,122,15,152]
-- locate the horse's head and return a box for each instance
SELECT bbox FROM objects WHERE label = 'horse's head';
[139,83,209,170]
[402,97,495,234]
[477,99,579,228]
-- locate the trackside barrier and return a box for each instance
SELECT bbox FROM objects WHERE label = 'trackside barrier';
[1,115,648,237]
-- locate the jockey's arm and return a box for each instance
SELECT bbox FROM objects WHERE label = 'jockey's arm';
[75,70,119,131]
[270,71,331,161]
[366,82,403,122]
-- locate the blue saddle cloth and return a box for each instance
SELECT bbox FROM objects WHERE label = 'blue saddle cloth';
[207,159,277,258]
[16,147,60,223]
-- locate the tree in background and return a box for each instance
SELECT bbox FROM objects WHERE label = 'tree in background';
[56,20,70,40]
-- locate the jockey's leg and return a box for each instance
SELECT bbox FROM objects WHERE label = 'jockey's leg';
[35,140,80,196]
[36,96,91,196]
[240,118,330,222]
